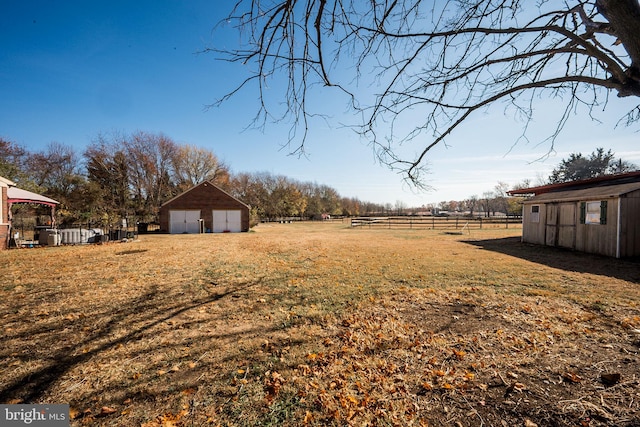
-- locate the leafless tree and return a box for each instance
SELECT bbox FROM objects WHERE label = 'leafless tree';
[215,0,640,184]
[125,132,178,220]
[171,144,229,191]
[27,142,83,196]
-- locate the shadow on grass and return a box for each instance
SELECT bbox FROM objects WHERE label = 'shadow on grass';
[463,237,640,284]
[0,279,263,404]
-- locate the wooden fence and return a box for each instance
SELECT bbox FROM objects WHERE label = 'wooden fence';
[350,216,522,230]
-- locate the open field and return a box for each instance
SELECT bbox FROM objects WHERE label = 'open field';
[1,222,639,426]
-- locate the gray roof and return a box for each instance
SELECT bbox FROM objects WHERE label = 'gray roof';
[523,182,640,204]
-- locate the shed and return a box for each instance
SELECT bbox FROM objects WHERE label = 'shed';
[509,171,640,258]
[158,181,250,233]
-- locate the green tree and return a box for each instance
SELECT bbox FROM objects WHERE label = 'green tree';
[549,148,637,183]
[217,1,640,183]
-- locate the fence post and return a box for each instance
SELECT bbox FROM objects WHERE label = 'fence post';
[480,217,482,229]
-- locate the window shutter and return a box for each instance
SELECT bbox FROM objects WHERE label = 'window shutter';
[579,202,586,224]
[600,200,607,225]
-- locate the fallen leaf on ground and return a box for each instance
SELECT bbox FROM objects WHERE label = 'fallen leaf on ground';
[100,406,117,415]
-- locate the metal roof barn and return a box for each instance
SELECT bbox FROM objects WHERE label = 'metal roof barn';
[509,172,640,258]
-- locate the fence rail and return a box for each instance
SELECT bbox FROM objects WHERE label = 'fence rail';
[351,216,522,230]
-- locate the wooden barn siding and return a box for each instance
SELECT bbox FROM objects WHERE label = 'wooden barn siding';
[523,199,623,257]
[574,198,618,257]
[620,190,640,257]
[559,203,577,248]
[0,186,8,250]
[159,183,249,233]
[521,203,546,245]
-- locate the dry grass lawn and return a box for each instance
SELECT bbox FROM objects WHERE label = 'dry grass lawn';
[1,221,639,426]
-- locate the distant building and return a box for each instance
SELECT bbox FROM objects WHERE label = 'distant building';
[509,171,640,258]
[158,181,250,233]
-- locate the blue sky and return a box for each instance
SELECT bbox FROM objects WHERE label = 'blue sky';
[2,1,639,207]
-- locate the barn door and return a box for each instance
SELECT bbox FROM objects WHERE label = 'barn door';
[556,203,576,249]
[212,210,242,232]
[169,210,201,234]
[545,204,558,246]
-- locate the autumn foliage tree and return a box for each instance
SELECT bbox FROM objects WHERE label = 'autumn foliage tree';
[216,0,640,183]
[4,135,390,227]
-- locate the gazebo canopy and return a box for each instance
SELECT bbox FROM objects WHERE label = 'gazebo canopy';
[7,187,59,208]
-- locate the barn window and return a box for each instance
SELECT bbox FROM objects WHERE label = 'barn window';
[581,201,607,225]
[530,205,540,223]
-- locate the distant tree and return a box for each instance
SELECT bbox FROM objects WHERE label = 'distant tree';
[507,180,533,216]
[217,0,640,184]
[492,182,511,215]
[511,179,533,191]
[608,158,638,174]
[230,172,266,206]
[360,200,383,215]
[26,142,87,225]
[507,197,526,217]
[0,138,34,188]
[549,147,637,183]
[303,183,341,217]
[27,142,83,195]
[85,137,132,226]
[464,196,479,217]
[273,177,307,218]
[125,132,178,221]
[229,172,270,222]
[171,144,229,191]
[480,191,496,218]
[230,171,311,219]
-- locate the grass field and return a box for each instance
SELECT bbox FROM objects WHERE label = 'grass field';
[1,222,639,426]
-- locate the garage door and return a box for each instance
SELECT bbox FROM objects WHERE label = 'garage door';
[212,210,242,233]
[169,210,201,234]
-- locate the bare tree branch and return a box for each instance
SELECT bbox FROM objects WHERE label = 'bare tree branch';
[213,0,640,184]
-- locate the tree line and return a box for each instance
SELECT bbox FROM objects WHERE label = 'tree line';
[2,136,637,227]
[0,132,389,228]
